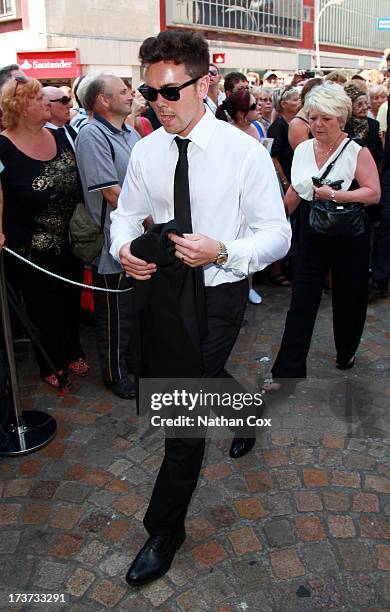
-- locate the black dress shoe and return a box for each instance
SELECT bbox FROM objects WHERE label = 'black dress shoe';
[104,378,136,399]
[229,437,256,459]
[125,528,185,586]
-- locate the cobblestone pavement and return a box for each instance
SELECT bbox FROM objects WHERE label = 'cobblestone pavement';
[0,279,390,611]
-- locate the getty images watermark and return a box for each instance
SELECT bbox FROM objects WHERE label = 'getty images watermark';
[138,379,271,438]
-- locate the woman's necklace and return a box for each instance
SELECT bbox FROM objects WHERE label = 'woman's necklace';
[314,133,344,163]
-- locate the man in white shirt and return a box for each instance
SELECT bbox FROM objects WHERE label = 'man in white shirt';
[110,29,291,586]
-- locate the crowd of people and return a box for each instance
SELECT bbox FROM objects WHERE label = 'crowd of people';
[0,29,389,586]
[0,50,389,393]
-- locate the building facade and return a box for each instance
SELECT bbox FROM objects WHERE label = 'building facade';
[0,0,160,86]
[165,0,390,72]
[0,0,389,84]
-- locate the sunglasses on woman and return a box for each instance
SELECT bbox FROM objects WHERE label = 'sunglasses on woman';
[138,77,201,102]
[248,102,257,111]
[13,75,28,97]
[49,95,72,105]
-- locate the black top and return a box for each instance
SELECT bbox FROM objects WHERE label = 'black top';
[268,116,294,182]
[0,129,82,255]
[345,116,383,170]
[384,95,390,171]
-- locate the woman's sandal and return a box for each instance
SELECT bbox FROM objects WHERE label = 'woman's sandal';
[68,358,91,377]
[42,370,68,388]
[261,376,297,398]
[335,356,355,370]
[269,274,292,287]
[261,377,282,393]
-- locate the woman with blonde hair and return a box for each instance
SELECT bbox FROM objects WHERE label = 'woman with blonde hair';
[0,77,89,387]
[368,83,388,120]
[263,83,380,392]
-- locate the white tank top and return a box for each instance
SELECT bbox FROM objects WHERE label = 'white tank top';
[291,137,362,201]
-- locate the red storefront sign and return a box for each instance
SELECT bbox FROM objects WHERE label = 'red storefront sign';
[16,49,81,79]
[212,53,226,64]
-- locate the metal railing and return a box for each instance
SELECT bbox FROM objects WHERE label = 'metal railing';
[167,0,303,39]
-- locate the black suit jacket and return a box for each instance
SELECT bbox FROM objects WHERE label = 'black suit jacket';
[130,220,207,378]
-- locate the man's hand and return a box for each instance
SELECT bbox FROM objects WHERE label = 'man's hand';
[168,233,219,267]
[119,242,157,280]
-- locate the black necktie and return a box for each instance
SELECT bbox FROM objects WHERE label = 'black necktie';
[173,137,207,343]
[174,137,193,233]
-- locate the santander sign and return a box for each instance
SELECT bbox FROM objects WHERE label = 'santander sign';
[17,50,81,78]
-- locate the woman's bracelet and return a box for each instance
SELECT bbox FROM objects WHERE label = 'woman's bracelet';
[330,188,337,202]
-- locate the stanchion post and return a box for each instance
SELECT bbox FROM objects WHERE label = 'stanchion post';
[0,250,57,456]
[0,250,25,430]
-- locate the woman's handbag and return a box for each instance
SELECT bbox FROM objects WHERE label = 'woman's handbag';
[308,139,366,238]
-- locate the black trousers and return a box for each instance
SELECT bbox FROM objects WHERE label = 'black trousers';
[143,278,248,536]
[92,267,134,382]
[372,168,390,286]
[272,215,370,379]
[5,250,84,378]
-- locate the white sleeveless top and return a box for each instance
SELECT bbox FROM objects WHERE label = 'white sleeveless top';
[291,138,362,201]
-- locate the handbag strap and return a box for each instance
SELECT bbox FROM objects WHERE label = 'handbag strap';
[318,138,352,182]
[93,125,116,233]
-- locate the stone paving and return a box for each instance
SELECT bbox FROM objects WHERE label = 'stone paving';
[0,278,390,611]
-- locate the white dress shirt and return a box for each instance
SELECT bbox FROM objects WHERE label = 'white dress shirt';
[110,106,291,287]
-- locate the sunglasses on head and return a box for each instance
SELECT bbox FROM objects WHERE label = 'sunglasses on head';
[49,95,72,105]
[13,75,28,97]
[138,77,201,102]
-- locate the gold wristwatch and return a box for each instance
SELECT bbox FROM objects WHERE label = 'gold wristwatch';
[214,241,228,266]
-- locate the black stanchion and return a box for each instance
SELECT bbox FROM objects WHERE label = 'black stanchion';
[0,251,57,456]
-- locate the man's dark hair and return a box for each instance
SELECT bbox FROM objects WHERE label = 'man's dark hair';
[83,75,111,112]
[139,30,209,78]
[0,64,20,89]
[224,72,248,93]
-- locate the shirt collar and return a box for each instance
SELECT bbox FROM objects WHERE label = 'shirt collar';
[167,106,218,151]
[93,112,130,134]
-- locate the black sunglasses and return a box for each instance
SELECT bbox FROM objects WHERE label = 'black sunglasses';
[248,102,257,111]
[138,77,201,102]
[13,75,28,97]
[49,95,72,105]
[209,70,218,76]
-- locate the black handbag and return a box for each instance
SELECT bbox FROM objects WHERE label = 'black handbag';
[308,139,366,238]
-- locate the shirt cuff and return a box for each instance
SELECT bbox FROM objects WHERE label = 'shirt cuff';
[109,237,126,263]
[223,239,253,277]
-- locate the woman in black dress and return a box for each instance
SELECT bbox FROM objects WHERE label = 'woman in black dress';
[267,85,301,286]
[0,77,89,388]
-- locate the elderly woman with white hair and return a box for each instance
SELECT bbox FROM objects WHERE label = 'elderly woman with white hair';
[263,83,381,392]
[367,83,388,120]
